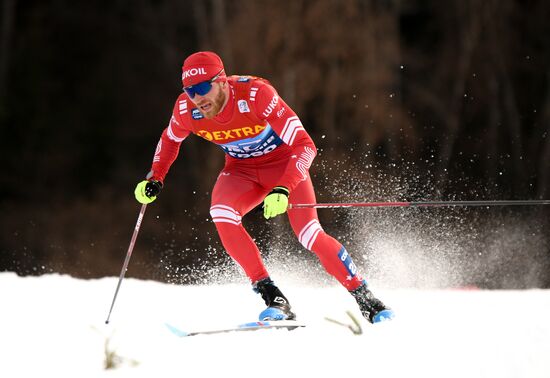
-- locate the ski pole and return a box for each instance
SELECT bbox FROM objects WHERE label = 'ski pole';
[288,200,550,209]
[105,203,147,324]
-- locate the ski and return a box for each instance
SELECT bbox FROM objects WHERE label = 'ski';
[165,320,306,337]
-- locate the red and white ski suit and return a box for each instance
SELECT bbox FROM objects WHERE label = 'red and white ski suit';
[148,75,363,290]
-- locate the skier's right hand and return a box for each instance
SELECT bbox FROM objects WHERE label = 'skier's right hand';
[134,180,162,204]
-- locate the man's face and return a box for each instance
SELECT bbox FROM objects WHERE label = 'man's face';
[189,81,226,119]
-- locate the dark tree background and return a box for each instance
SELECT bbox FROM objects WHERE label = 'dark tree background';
[1,0,549,287]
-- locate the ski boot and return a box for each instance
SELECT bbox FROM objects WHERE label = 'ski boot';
[351,282,394,323]
[253,277,296,321]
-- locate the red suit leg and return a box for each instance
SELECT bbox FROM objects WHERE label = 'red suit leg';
[287,176,364,291]
[210,167,270,283]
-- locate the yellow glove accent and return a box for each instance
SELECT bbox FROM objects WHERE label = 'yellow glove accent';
[134,180,158,204]
[263,186,290,219]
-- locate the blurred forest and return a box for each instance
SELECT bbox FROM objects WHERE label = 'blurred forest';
[1,0,549,288]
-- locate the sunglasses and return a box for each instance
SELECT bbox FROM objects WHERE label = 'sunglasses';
[183,69,224,98]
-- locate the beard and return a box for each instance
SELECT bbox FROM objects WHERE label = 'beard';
[199,87,226,119]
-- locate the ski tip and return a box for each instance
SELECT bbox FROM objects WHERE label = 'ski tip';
[165,323,190,337]
[372,309,395,323]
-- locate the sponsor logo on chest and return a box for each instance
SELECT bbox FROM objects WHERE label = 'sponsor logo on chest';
[192,108,204,120]
[221,134,281,159]
[238,100,250,113]
[197,125,266,141]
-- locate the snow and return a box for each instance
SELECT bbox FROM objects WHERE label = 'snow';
[1,272,549,377]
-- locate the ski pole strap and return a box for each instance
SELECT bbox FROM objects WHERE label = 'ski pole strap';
[288,200,550,209]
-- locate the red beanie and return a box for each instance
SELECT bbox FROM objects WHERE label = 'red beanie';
[181,51,225,87]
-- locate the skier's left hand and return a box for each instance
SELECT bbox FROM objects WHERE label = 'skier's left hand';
[263,186,289,219]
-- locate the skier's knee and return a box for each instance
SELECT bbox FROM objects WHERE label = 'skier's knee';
[210,204,242,226]
[297,219,324,250]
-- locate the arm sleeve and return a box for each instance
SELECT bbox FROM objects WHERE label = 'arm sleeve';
[147,100,191,183]
[253,83,317,191]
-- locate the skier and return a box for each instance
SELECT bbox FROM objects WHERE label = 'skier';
[135,51,394,323]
